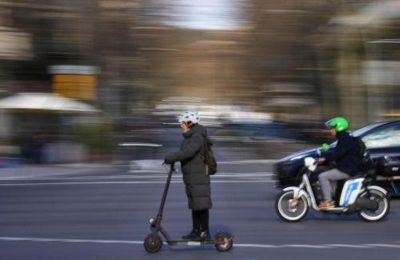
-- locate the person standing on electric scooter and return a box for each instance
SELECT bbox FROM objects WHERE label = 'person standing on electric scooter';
[164,111,212,241]
[317,117,359,209]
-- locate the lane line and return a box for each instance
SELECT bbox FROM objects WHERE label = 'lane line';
[128,170,168,174]
[0,237,141,245]
[0,180,275,186]
[128,159,276,173]
[127,170,273,177]
[218,159,277,164]
[236,244,372,249]
[0,237,399,249]
[0,172,274,181]
[129,159,276,166]
[119,143,162,147]
[68,172,273,179]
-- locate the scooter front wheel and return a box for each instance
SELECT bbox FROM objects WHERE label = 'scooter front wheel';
[143,233,163,253]
[214,232,233,252]
[275,190,309,222]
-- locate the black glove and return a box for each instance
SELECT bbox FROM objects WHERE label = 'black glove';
[164,157,173,164]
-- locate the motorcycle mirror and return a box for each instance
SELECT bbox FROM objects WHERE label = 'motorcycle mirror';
[304,157,317,172]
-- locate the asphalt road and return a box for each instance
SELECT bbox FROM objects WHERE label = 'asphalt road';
[0,161,399,260]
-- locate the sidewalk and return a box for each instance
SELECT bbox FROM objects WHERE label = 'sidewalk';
[0,163,123,180]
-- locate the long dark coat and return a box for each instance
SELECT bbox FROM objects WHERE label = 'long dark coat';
[164,124,212,210]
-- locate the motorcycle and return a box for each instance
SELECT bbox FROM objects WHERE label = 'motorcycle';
[275,156,390,222]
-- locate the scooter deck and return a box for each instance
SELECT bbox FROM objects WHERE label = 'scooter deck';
[167,239,215,246]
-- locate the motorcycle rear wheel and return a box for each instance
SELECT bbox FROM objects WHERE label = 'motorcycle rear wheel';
[358,189,390,222]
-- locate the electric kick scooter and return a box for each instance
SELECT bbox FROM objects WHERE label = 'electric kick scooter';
[143,163,233,253]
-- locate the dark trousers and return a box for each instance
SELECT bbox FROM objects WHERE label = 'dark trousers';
[192,209,209,232]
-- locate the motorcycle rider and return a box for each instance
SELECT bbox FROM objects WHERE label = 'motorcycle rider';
[317,117,359,209]
[164,111,212,240]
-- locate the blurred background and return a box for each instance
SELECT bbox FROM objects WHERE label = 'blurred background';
[0,0,399,165]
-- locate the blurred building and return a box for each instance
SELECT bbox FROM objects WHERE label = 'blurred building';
[0,0,399,129]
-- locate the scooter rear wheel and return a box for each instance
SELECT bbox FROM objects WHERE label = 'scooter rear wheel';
[214,232,233,252]
[144,233,163,253]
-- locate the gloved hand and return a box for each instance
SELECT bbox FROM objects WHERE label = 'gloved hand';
[317,157,326,164]
[321,143,330,152]
[164,155,174,164]
[164,159,172,164]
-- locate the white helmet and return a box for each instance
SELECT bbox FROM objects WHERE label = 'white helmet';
[178,111,200,124]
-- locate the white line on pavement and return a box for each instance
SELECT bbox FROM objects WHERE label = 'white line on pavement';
[126,172,274,177]
[128,159,276,172]
[0,236,141,245]
[236,244,372,249]
[218,159,277,164]
[0,180,275,186]
[128,170,167,173]
[0,172,274,181]
[0,237,399,249]
[64,172,272,179]
[130,159,276,166]
[119,143,162,147]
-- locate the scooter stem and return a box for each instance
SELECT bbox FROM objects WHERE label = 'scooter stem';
[156,163,175,224]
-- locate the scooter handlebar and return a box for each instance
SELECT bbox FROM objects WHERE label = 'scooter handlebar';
[162,162,176,173]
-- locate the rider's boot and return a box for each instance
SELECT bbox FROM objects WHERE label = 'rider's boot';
[182,229,200,240]
[319,200,335,209]
[199,230,211,241]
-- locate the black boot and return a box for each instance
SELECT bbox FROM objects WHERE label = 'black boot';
[199,230,211,241]
[182,229,200,240]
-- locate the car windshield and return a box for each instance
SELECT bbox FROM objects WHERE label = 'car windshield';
[350,122,383,137]
[328,122,384,146]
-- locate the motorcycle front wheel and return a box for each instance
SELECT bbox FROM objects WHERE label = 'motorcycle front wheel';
[275,190,309,222]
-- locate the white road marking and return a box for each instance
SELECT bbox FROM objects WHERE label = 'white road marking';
[0,172,273,180]
[129,159,276,165]
[0,236,399,249]
[0,172,274,181]
[119,143,163,147]
[0,236,142,245]
[0,180,275,186]
[127,172,274,177]
[137,172,273,178]
[235,244,372,249]
[128,169,168,173]
[128,159,276,172]
[218,159,277,164]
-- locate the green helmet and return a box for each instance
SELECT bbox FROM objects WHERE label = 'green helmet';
[325,117,349,132]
